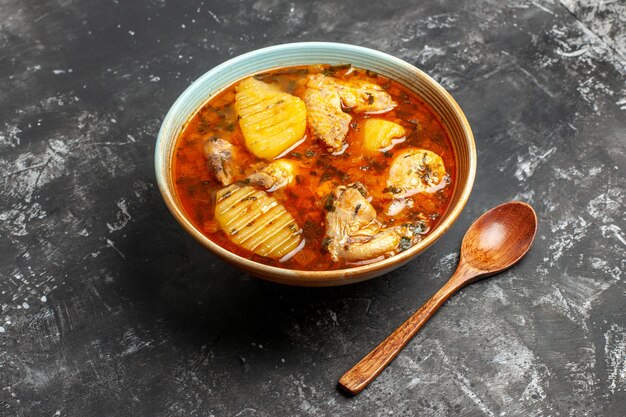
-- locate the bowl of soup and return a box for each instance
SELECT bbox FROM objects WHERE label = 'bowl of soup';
[155,42,476,286]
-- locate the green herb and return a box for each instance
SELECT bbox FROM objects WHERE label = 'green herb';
[323,64,351,77]
[319,165,349,183]
[399,236,412,251]
[330,64,351,71]
[253,73,275,82]
[364,157,385,173]
[234,179,250,186]
[324,193,336,212]
[303,220,323,240]
[411,221,428,234]
[348,182,368,197]
[384,186,402,194]
[321,237,332,252]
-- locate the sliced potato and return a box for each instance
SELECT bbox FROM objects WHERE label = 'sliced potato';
[235,77,307,159]
[362,119,406,153]
[215,183,302,259]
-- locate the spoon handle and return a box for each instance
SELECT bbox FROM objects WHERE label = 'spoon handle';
[338,267,474,395]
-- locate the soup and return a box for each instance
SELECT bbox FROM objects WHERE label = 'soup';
[173,65,456,271]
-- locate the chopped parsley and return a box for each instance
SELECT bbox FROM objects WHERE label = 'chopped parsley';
[399,236,412,251]
[323,193,336,212]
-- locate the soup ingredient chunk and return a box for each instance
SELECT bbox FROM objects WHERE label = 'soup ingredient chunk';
[333,78,396,113]
[235,77,307,159]
[204,137,238,186]
[215,183,303,259]
[323,183,416,262]
[247,159,297,192]
[387,148,448,198]
[304,74,351,152]
[304,74,397,152]
[362,119,406,154]
[174,64,457,271]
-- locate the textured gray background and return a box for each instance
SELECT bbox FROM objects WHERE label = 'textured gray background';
[1,0,625,416]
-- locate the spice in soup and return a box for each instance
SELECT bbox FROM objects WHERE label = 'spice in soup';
[173,64,456,270]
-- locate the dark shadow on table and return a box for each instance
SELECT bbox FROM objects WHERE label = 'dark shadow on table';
[110,190,447,364]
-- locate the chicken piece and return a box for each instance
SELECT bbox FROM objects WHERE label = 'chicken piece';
[325,183,377,235]
[323,183,416,262]
[338,227,409,262]
[204,137,237,186]
[384,197,414,216]
[386,148,448,198]
[333,78,396,114]
[304,75,351,152]
[304,74,397,151]
[247,159,297,192]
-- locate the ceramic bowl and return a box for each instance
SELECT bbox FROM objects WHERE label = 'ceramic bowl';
[155,42,476,286]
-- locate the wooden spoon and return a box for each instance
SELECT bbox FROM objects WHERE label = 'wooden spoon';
[338,201,537,395]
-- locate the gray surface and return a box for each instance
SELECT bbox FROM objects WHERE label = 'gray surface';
[1,0,625,415]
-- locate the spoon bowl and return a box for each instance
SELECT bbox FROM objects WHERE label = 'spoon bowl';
[338,201,538,395]
[461,201,537,274]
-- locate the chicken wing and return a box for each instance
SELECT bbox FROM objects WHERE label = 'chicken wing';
[303,74,351,152]
[304,74,397,152]
[323,183,416,262]
[204,137,237,186]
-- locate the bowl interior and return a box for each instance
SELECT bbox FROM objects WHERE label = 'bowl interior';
[156,42,476,286]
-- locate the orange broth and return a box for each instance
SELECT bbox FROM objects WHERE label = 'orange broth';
[173,65,456,270]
